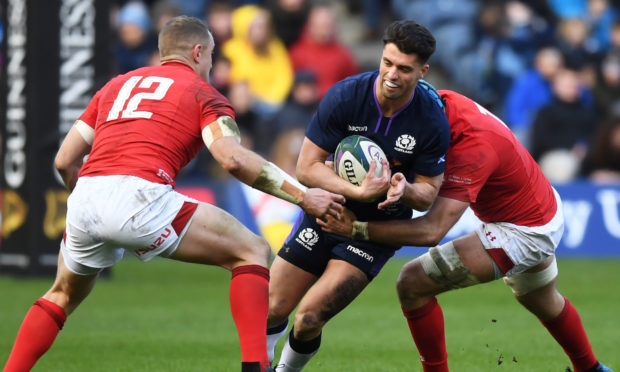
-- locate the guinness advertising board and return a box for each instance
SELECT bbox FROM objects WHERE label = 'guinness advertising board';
[1,0,109,276]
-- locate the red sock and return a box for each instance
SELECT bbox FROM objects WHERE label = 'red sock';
[4,298,67,372]
[541,298,597,372]
[230,265,270,370]
[402,298,448,372]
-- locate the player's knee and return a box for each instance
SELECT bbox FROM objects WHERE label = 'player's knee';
[293,310,324,336]
[238,234,271,266]
[396,260,425,302]
[45,285,81,315]
[253,235,272,261]
[268,298,291,325]
[504,257,558,297]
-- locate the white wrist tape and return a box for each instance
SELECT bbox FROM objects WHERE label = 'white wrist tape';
[352,221,369,241]
[252,161,307,204]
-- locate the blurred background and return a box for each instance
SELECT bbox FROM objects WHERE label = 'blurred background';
[1,0,619,276]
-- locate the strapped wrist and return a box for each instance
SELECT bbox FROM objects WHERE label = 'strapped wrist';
[252,161,307,205]
[352,221,369,241]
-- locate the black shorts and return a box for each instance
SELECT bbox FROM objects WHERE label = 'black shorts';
[277,213,401,280]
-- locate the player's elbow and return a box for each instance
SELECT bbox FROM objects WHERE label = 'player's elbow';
[296,168,311,187]
[219,155,245,177]
[417,200,434,212]
[210,137,253,178]
[54,152,72,175]
[295,160,315,186]
[408,199,433,213]
[424,233,444,247]
[423,224,451,246]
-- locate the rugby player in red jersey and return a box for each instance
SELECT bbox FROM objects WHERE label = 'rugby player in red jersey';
[319,87,613,372]
[3,16,344,372]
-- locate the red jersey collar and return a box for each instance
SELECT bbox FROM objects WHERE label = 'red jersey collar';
[161,61,195,72]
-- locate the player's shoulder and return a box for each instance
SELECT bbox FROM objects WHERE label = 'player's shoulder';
[407,81,449,132]
[410,81,447,121]
[416,80,445,110]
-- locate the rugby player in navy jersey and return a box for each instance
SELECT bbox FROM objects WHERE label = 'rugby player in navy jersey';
[266,20,450,371]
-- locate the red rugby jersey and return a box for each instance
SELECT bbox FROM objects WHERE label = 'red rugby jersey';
[438,90,556,226]
[78,62,234,187]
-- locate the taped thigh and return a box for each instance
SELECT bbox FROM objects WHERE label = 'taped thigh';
[503,256,558,296]
[418,241,480,289]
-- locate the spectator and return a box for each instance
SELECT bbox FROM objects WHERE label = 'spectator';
[114,1,158,73]
[268,70,319,133]
[266,0,311,48]
[257,70,320,156]
[475,1,553,111]
[584,0,618,53]
[530,68,598,167]
[169,0,208,19]
[269,127,306,177]
[206,1,234,60]
[504,46,564,147]
[222,5,294,117]
[150,0,181,33]
[289,4,359,99]
[210,55,232,96]
[391,0,482,101]
[546,0,587,19]
[538,149,583,183]
[609,18,620,52]
[555,17,601,68]
[229,81,261,152]
[592,52,620,115]
[351,0,390,41]
[580,112,620,183]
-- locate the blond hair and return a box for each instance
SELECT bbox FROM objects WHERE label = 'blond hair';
[158,15,213,59]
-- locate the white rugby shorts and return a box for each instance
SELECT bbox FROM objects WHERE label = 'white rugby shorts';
[61,175,198,275]
[475,189,564,277]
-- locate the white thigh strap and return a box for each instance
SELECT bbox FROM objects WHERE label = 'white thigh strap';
[503,256,558,296]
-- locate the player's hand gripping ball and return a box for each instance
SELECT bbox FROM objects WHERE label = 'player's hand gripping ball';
[333,135,387,186]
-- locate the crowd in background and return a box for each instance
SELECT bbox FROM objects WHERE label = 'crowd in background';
[5,0,620,185]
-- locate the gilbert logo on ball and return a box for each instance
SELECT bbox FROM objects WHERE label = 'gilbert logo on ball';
[333,135,387,186]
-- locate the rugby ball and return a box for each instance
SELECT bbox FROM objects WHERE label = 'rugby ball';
[333,135,387,186]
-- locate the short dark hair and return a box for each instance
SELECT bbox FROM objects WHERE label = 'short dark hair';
[382,20,436,63]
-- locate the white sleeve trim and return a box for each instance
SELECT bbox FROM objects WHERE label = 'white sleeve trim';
[74,120,94,145]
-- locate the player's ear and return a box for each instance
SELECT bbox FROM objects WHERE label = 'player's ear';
[192,44,202,63]
[419,64,430,79]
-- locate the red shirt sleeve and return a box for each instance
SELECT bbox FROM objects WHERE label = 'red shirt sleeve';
[197,87,235,131]
[78,87,103,128]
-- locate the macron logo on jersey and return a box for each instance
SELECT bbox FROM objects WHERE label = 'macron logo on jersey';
[348,124,368,132]
[346,245,374,262]
[437,155,446,164]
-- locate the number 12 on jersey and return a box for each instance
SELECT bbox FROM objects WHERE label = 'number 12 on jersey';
[106,76,174,121]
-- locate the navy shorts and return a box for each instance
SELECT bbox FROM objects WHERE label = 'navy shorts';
[277,213,401,280]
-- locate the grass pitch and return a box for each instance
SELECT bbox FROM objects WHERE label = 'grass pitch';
[1,257,618,371]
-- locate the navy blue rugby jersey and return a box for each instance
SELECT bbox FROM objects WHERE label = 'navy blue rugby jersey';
[306,71,450,222]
